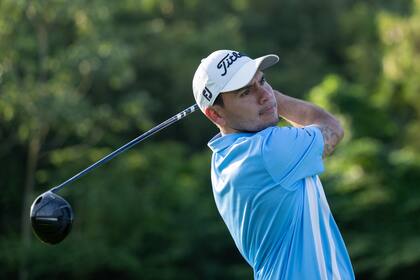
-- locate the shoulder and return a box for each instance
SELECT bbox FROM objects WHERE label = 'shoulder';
[260,125,325,186]
[257,125,322,144]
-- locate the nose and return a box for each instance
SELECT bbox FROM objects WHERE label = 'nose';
[257,85,270,105]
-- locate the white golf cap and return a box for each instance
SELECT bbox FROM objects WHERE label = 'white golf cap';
[192,50,279,112]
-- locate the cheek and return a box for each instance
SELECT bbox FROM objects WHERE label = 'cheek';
[223,97,263,123]
[230,99,257,114]
[265,85,275,97]
[226,106,257,126]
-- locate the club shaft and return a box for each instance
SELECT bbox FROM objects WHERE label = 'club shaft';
[50,104,199,193]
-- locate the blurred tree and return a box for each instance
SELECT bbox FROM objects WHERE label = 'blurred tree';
[0,0,151,279]
[306,1,420,279]
[0,0,419,279]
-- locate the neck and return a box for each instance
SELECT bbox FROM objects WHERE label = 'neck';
[218,126,239,135]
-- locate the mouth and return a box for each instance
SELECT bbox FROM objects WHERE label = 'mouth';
[259,103,276,115]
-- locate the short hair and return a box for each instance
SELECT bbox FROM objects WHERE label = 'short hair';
[213,93,224,107]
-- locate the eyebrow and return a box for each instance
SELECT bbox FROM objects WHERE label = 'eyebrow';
[236,84,252,93]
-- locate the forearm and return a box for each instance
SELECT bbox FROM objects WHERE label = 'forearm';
[275,90,344,157]
[275,90,331,126]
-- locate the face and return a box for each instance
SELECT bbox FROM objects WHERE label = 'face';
[209,71,279,134]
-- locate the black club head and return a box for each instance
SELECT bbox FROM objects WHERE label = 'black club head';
[30,191,74,245]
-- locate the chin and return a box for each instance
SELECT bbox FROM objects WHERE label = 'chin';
[231,116,280,133]
[263,115,280,127]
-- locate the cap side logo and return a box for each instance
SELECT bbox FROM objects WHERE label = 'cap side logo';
[217,52,245,76]
[202,87,213,102]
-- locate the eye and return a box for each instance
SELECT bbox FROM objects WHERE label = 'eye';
[240,89,250,97]
[259,76,266,85]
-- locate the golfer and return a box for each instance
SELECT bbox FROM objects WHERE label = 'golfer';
[192,50,355,279]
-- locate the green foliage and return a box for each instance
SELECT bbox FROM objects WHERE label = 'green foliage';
[1,0,419,279]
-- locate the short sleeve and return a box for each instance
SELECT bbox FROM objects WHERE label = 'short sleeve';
[261,125,324,189]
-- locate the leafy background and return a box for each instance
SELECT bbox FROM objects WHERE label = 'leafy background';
[1,0,419,279]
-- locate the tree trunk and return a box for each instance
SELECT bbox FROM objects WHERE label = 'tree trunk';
[19,134,41,280]
[20,2,49,278]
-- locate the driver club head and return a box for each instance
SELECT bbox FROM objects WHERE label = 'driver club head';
[27,105,198,245]
[30,191,74,245]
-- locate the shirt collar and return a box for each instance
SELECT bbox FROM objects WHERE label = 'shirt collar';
[207,132,253,152]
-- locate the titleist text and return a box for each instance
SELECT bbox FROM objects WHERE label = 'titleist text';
[217,52,244,76]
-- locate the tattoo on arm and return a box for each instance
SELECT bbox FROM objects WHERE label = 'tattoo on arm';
[319,126,342,157]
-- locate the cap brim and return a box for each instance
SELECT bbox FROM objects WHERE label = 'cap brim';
[221,54,279,93]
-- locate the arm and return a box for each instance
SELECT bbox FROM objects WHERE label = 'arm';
[274,90,344,158]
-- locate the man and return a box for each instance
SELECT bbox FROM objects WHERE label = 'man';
[192,50,355,279]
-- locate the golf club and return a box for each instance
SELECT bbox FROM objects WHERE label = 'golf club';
[30,103,199,244]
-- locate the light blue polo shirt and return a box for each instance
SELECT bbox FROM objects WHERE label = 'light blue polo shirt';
[208,126,354,280]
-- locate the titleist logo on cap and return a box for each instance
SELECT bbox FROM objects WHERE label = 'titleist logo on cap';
[217,52,245,76]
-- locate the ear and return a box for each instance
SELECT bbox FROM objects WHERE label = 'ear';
[204,106,226,126]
